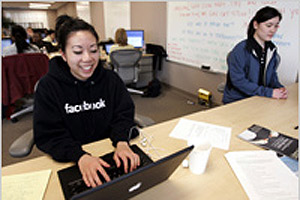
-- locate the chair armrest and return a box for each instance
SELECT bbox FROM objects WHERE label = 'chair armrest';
[217,82,226,93]
[135,114,155,128]
[9,129,34,158]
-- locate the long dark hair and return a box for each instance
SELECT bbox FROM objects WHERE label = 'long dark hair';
[11,25,35,54]
[247,6,282,38]
[55,15,72,41]
[56,15,99,52]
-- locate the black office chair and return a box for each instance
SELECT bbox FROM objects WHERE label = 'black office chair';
[110,49,144,95]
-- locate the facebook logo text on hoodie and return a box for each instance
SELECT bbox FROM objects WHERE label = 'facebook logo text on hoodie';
[65,99,106,114]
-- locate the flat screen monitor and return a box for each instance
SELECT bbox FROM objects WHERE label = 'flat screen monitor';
[126,30,144,48]
[2,38,12,54]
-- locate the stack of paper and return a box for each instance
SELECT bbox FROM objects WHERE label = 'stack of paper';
[169,118,231,150]
[2,169,52,200]
[225,151,298,200]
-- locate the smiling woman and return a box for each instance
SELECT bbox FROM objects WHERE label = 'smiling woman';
[33,15,141,189]
[61,30,100,80]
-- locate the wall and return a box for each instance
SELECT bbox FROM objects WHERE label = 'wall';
[46,10,57,30]
[90,2,105,40]
[56,2,77,18]
[76,2,91,23]
[131,2,225,104]
[131,2,167,46]
[3,9,52,29]
[159,61,226,104]
[104,2,131,39]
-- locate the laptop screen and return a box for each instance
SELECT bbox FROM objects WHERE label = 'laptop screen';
[2,38,12,54]
[105,44,113,54]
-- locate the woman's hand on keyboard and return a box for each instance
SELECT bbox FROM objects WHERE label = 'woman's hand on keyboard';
[78,154,111,188]
[114,142,140,173]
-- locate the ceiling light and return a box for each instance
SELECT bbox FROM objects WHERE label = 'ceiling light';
[29,3,51,9]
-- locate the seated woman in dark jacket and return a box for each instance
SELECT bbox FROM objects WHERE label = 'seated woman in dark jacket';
[223,6,287,104]
[34,15,140,188]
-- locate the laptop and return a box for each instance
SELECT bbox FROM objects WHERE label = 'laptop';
[58,144,194,200]
[2,38,12,54]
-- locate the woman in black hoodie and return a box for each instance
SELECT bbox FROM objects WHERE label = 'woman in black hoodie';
[33,16,140,188]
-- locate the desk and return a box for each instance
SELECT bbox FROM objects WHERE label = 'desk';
[3,83,298,200]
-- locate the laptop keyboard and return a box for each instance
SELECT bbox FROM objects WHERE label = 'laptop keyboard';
[67,147,152,197]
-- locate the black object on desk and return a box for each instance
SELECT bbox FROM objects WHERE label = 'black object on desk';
[58,144,193,200]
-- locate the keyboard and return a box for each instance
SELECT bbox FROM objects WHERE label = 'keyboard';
[65,145,153,197]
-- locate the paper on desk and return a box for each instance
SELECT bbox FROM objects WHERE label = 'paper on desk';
[169,118,231,150]
[2,169,52,200]
[225,151,298,200]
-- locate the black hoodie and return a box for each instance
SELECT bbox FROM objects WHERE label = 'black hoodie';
[33,56,135,162]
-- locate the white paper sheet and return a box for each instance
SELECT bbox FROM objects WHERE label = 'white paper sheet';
[169,118,231,150]
[2,169,52,200]
[225,151,298,200]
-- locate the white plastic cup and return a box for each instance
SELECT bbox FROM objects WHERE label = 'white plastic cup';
[188,140,212,175]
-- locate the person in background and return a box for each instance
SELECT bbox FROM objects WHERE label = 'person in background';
[3,25,40,57]
[222,6,287,104]
[107,28,134,63]
[33,15,140,188]
[26,27,34,43]
[110,28,134,52]
[43,29,57,46]
[31,32,58,53]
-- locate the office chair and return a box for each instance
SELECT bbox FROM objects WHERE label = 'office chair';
[110,49,144,95]
[2,53,49,122]
[218,52,231,94]
[217,82,226,93]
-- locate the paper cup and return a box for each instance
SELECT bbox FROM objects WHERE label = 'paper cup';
[188,140,212,175]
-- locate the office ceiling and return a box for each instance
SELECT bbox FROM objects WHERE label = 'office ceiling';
[2,2,67,10]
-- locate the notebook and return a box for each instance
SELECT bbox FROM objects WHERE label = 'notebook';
[58,144,193,200]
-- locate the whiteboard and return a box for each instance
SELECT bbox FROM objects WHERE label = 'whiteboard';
[167,1,299,85]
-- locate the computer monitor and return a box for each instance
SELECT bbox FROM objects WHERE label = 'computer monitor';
[126,30,144,49]
[2,38,12,54]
